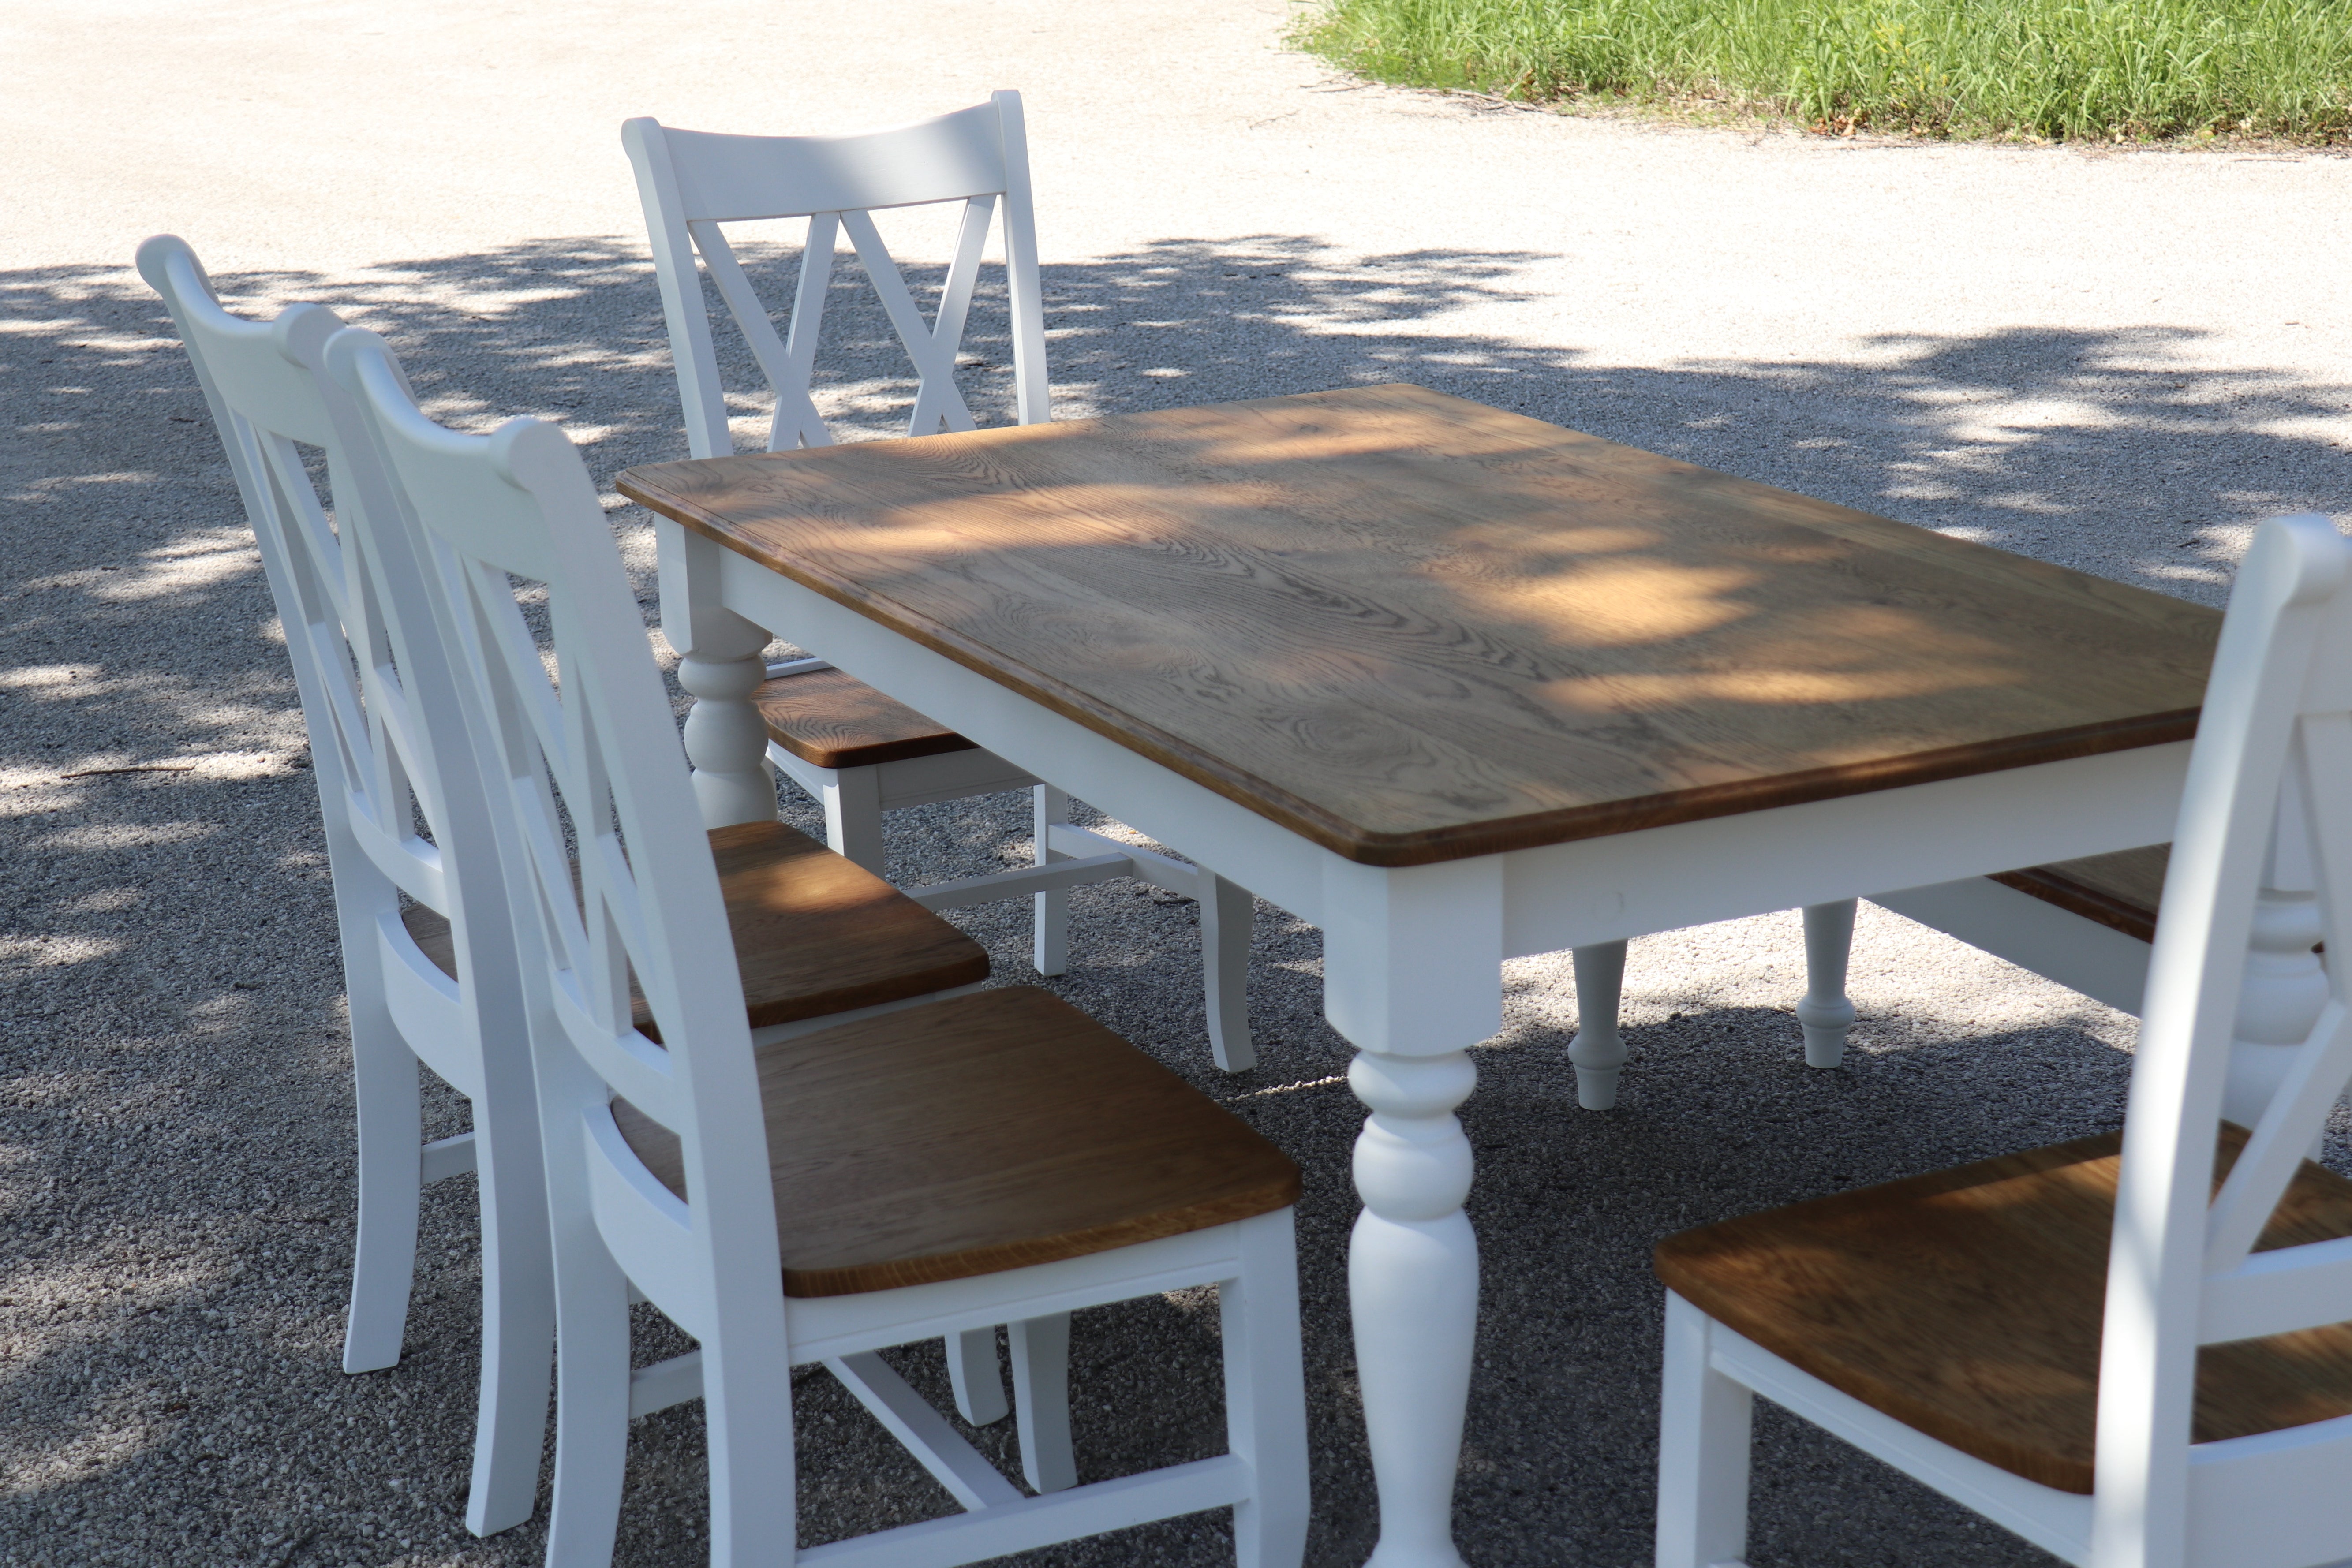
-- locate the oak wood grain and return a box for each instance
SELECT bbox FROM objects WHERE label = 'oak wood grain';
[755,666,978,769]
[400,818,987,1031]
[1654,1124,2352,1493]
[612,986,1301,1297]
[1993,845,2170,945]
[619,384,2220,867]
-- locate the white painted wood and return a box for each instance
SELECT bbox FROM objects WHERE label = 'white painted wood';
[1008,1315,1077,1493]
[627,1350,703,1419]
[634,96,1251,1069]
[1870,876,2154,1013]
[1203,875,1258,1072]
[798,1456,1252,1568]
[138,237,552,1538]
[1567,941,1630,1110]
[817,751,888,874]
[1322,852,1499,1568]
[1652,514,2352,1568]
[1655,1293,1753,1568]
[1046,820,1256,1068]
[418,1131,476,1185]
[1225,1210,1311,1568]
[907,852,1133,913]
[331,329,1308,1566]
[1797,900,1859,1069]
[1707,1314,2095,1563]
[1032,784,1073,978]
[946,1327,1010,1427]
[827,1351,1025,1510]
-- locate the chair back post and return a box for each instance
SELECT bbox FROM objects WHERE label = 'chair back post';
[990,88,1050,428]
[622,118,736,461]
[134,236,518,998]
[624,93,1047,460]
[137,239,364,875]
[322,326,800,1555]
[2093,513,2352,1568]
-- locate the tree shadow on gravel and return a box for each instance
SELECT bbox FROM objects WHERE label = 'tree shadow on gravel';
[3,233,2346,1567]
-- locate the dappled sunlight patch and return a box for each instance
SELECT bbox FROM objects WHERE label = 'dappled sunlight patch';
[56,887,141,915]
[83,527,259,602]
[0,1246,224,1501]
[37,821,217,851]
[183,993,259,1036]
[0,663,107,691]
[0,933,123,978]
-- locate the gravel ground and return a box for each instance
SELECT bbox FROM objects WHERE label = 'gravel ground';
[4,3,2350,1565]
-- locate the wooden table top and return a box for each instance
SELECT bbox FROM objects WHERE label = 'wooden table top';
[618,384,2219,868]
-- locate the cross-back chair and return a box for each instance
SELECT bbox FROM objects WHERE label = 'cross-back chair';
[137,234,552,1535]
[1653,511,2352,1568]
[325,322,1312,1568]
[622,93,1260,1080]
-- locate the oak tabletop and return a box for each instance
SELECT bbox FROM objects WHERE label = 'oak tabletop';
[617,383,2219,868]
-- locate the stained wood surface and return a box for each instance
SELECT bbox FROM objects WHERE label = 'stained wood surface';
[619,384,2221,867]
[755,666,977,769]
[1655,1124,2352,1493]
[400,819,986,1031]
[1994,844,2171,944]
[613,986,1301,1297]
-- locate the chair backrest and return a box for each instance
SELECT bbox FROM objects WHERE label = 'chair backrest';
[135,236,516,1005]
[623,91,1047,459]
[322,326,790,1371]
[2094,513,2352,1552]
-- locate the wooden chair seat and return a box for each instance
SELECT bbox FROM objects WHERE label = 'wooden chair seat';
[1992,843,2170,945]
[613,985,1301,1298]
[755,667,978,770]
[1654,1124,2352,1494]
[403,818,987,1030]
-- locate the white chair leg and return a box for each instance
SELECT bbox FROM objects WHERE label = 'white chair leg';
[542,1238,632,1568]
[1202,875,1257,1071]
[343,1013,422,1374]
[946,1325,1010,1425]
[1656,1292,1753,1568]
[1224,1211,1309,1568]
[1796,900,1858,1069]
[1032,784,1070,978]
[821,765,887,874]
[462,1089,555,1536]
[1008,1312,1077,1493]
[1569,940,1631,1110]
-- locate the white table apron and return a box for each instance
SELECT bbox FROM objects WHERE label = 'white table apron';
[658,517,2192,1568]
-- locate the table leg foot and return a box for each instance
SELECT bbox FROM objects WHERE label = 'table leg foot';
[1797,900,1858,1069]
[1568,940,1630,1110]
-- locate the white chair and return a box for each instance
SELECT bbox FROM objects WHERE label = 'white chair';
[141,236,1019,1535]
[137,234,554,1535]
[326,323,1312,1568]
[1652,511,2352,1568]
[622,93,1259,1075]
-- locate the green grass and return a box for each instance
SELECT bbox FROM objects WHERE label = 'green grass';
[1295,0,2352,141]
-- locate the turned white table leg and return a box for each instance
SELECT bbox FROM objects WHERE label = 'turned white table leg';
[655,517,776,829]
[1323,857,1501,1568]
[1796,899,1858,1069]
[1568,940,1630,1109]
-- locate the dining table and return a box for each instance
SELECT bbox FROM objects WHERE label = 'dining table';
[616,381,2220,1568]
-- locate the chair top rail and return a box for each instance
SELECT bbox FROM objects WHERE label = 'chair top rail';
[633,100,1012,223]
